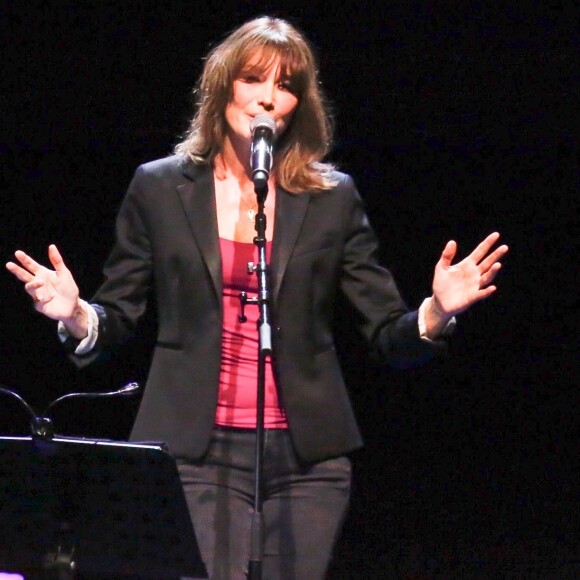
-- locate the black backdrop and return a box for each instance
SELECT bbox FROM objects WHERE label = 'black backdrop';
[0,2,577,577]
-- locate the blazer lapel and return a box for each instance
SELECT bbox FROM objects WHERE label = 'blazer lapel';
[271,186,310,304]
[174,162,309,306]
[176,161,222,301]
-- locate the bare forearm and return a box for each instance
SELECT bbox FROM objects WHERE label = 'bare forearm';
[423,296,455,340]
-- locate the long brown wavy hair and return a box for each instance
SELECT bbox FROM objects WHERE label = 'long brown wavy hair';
[174,16,337,192]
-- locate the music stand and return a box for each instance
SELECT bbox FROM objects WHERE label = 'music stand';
[0,436,207,578]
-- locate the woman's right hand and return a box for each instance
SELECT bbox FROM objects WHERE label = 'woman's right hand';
[6,245,87,337]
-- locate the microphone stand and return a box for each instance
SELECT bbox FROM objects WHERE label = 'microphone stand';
[246,182,272,580]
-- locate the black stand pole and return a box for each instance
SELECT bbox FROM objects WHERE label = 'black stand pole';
[247,183,272,580]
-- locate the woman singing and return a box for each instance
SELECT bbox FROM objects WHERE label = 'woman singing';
[6,16,508,579]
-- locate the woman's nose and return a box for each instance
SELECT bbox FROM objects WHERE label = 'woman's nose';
[257,82,275,110]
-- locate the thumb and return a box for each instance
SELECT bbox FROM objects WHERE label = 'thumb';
[439,240,457,269]
[48,244,68,273]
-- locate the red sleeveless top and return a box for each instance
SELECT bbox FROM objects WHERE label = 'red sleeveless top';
[214,238,288,428]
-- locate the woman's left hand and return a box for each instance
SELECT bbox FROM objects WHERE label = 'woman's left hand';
[431,232,509,318]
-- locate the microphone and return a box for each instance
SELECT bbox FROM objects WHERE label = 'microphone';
[250,115,277,191]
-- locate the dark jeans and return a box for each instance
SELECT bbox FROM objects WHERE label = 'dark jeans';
[177,427,351,580]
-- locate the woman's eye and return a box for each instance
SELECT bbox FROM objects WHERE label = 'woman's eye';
[279,82,296,94]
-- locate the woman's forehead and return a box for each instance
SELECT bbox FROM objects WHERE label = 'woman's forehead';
[239,47,295,76]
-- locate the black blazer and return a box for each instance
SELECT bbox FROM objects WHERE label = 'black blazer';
[81,156,444,463]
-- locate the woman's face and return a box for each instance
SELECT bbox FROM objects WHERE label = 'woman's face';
[224,50,299,146]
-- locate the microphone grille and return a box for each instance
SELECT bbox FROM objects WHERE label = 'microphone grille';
[250,114,277,136]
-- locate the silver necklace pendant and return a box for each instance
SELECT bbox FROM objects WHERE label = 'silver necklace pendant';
[248,208,256,222]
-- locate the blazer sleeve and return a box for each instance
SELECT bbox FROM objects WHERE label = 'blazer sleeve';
[337,174,447,368]
[65,165,154,367]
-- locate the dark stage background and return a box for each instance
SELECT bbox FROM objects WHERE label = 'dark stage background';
[0,2,577,577]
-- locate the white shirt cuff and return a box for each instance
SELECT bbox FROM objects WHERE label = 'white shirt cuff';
[57,299,99,355]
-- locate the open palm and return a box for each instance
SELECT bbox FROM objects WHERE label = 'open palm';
[432,232,508,316]
[6,245,79,321]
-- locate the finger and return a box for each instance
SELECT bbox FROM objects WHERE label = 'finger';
[478,244,508,274]
[33,296,51,311]
[48,244,68,273]
[5,261,35,283]
[469,232,501,264]
[24,280,46,299]
[439,240,457,269]
[25,279,45,291]
[13,250,44,274]
[475,285,497,302]
[479,262,502,287]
